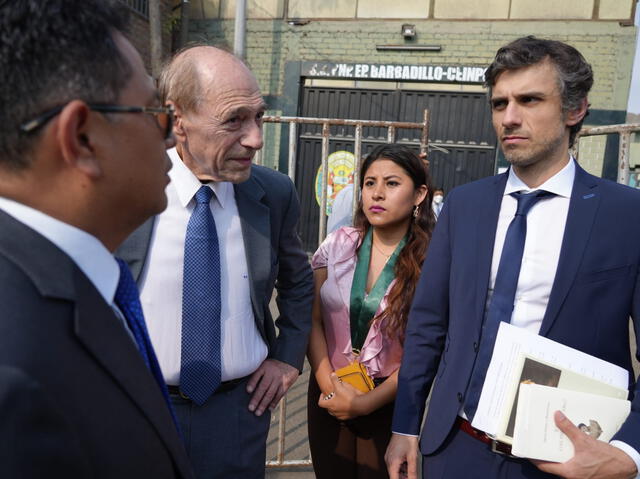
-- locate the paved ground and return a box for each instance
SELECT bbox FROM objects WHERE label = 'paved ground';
[265,361,314,478]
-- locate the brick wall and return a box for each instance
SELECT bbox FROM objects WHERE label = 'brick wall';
[188,18,637,172]
[118,0,175,74]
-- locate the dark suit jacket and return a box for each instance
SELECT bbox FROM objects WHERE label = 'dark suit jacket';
[393,162,640,455]
[117,164,313,371]
[0,210,193,478]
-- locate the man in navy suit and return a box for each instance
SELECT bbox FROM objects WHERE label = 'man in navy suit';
[117,46,313,479]
[0,1,191,477]
[386,36,640,479]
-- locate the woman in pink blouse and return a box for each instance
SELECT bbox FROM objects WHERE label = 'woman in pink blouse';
[307,144,436,478]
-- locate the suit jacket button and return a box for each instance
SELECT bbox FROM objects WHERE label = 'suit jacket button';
[457,392,463,402]
[473,342,478,352]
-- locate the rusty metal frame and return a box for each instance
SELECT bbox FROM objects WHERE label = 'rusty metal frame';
[263,111,430,244]
[262,111,430,470]
[575,123,640,185]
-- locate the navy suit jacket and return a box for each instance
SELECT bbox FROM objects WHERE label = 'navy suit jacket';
[117,164,314,372]
[393,162,640,455]
[0,210,193,478]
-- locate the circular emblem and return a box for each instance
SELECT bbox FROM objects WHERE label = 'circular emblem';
[314,150,355,215]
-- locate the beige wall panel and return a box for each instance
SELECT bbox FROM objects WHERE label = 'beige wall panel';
[306,79,357,88]
[220,0,284,19]
[288,0,357,18]
[510,0,594,19]
[598,0,634,20]
[434,0,509,19]
[357,0,430,18]
[188,0,220,19]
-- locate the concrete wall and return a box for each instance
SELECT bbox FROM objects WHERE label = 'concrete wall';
[185,0,635,21]
[183,1,638,173]
[121,0,174,73]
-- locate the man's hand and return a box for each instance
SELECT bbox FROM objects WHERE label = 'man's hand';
[533,411,637,479]
[246,359,299,416]
[385,433,419,479]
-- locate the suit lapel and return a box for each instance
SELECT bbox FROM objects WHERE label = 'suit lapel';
[539,164,600,336]
[0,211,190,477]
[234,173,271,338]
[114,217,155,283]
[73,268,192,477]
[473,174,508,321]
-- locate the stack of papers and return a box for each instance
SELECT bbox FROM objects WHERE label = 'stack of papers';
[470,322,630,462]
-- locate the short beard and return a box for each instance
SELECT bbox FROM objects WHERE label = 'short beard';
[503,125,566,169]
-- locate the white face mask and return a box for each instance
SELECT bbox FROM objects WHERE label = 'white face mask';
[433,194,444,204]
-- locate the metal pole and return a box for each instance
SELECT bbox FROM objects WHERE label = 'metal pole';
[275,397,287,465]
[179,0,191,48]
[420,109,430,157]
[234,0,247,59]
[318,123,330,244]
[618,131,632,185]
[288,122,298,183]
[148,0,163,78]
[387,125,396,143]
[352,124,363,224]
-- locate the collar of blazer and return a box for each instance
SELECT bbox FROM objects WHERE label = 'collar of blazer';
[469,162,600,338]
[234,169,271,336]
[0,211,192,478]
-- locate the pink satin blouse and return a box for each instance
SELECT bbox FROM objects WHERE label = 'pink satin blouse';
[311,227,403,379]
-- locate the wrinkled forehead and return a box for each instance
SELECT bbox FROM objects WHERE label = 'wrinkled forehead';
[198,62,265,112]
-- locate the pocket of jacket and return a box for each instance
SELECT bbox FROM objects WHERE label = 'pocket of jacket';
[574,264,632,285]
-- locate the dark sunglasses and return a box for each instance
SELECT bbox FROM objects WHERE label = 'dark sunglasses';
[20,103,175,140]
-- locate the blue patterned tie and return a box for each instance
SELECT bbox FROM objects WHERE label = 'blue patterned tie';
[114,258,177,425]
[464,190,553,420]
[180,185,222,406]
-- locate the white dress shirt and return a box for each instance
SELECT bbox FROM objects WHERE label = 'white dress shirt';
[0,197,119,305]
[139,148,268,385]
[487,158,573,333]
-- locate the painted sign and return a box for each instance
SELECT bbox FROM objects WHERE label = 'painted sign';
[315,150,356,215]
[302,61,486,84]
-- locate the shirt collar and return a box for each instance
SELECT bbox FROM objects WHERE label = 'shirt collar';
[505,156,575,199]
[0,197,119,304]
[168,147,232,209]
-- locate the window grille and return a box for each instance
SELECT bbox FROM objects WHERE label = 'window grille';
[120,0,148,18]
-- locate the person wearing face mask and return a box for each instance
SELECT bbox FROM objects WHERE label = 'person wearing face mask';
[432,188,445,218]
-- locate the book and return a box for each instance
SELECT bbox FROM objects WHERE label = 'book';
[471,323,629,437]
[511,384,630,462]
[493,353,628,445]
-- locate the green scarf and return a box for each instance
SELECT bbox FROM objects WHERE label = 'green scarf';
[349,227,407,353]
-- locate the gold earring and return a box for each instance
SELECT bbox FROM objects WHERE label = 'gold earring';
[413,205,419,218]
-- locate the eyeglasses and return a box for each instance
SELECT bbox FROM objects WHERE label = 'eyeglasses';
[20,103,175,140]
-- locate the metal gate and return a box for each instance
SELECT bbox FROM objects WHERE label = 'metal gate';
[295,86,497,251]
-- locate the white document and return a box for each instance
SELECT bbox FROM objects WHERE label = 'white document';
[511,383,630,462]
[470,322,629,435]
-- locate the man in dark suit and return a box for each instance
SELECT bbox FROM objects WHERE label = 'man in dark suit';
[117,46,313,478]
[0,1,192,478]
[386,36,640,479]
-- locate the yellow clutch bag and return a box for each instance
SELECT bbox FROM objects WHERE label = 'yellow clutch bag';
[334,361,375,393]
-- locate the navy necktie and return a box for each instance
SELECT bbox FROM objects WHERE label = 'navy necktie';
[464,189,553,420]
[114,258,177,424]
[180,185,222,406]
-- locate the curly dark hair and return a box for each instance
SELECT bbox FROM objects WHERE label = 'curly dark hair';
[353,144,435,342]
[0,0,131,169]
[484,36,593,148]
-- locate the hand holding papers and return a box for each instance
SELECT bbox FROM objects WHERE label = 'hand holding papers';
[511,384,630,462]
[470,323,630,461]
